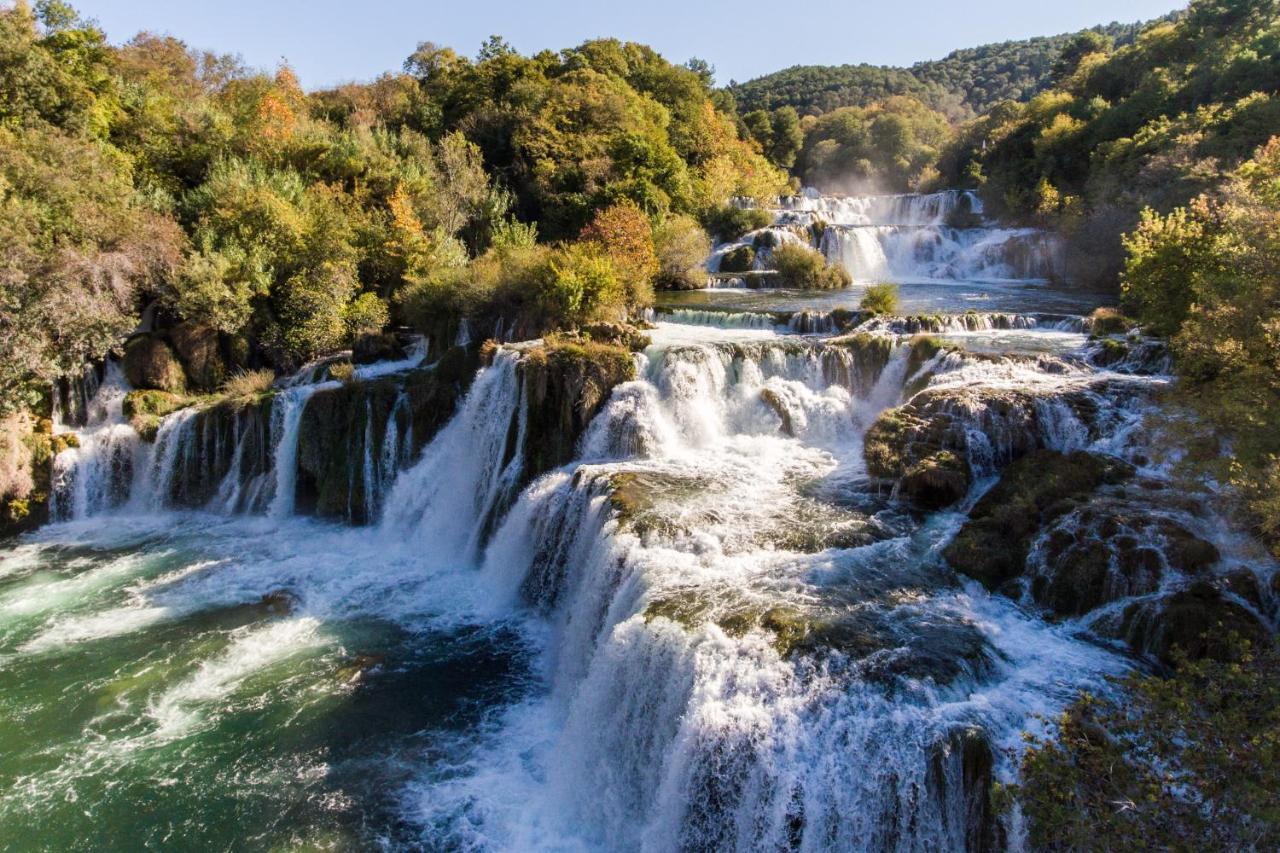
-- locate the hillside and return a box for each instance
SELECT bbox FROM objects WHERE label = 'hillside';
[727,17,1166,118]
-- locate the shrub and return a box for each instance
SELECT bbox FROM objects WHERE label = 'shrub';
[769,244,851,289]
[536,243,627,327]
[703,205,773,243]
[1088,306,1129,336]
[345,292,390,336]
[653,214,712,290]
[719,245,756,274]
[328,362,355,384]
[860,283,900,314]
[1006,638,1280,850]
[579,201,658,311]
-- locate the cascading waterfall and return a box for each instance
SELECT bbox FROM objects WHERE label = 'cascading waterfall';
[708,188,1064,285]
[18,314,1275,851]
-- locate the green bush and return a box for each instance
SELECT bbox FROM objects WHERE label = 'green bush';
[703,205,773,243]
[770,244,851,289]
[860,282,900,314]
[653,214,711,290]
[1006,638,1280,850]
[345,293,390,336]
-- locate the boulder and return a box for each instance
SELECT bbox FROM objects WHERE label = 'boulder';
[122,336,186,393]
[719,245,755,273]
[169,323,226,391]
[1120,581,1270,665]
[352,333,406,365]
[943,450,1134,590]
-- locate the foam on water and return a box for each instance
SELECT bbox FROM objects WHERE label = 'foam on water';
[6,291,1274,849]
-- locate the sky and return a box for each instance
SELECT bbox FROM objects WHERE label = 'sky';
[72,0,1185,90]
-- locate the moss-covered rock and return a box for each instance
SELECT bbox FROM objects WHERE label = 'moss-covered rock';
[122,335,186,393]
[168,323,226,391]
[352,333,405,365]
[719,245,755,273]
[943,450,1135,590]
[516,339,636,483]
[123,390,188,419]
[900,450,970,510]
[906,335,944,379]
[579,322,651,352]
[1027,500,1219,617]
[1120,581,1270,665]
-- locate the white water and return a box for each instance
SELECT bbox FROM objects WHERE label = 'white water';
[708,189,1063,285]
[16,314,1277,850]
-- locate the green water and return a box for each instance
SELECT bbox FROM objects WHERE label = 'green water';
[0,516,532,851]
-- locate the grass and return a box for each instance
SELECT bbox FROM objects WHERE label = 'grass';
[221,368,275,399]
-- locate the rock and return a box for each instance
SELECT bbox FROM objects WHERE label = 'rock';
[123,390,188,419]
[579,322,651,352]
[760,387,795,437]
[928,728,999,853]
[1121,581,1269,665]
[1027,501,1216,617]
[719,245,755,273]
[122,336,186,393]
[516,339,636,483]
[944,450,1135,590]
[168,323,226,391]
[1220,568,1265,610]
[352,333,406,365]
[899,451,970,510]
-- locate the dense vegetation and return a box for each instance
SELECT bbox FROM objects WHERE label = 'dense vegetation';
[1006,639,1279,849]
[0,0,788,420]
[727,18,1161,119]
[942,0,1280,283]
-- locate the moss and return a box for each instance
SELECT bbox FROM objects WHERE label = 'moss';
[1122,581,1269,665]
[719,245,755,274]
[517,339,635,483]
[123,390,189,419]
[122,335,187,393]
[899,450,970,510]
[906,335,944,378]
[943,450,1135,590]
[131,414,162,443]
[1094,338,1130,366]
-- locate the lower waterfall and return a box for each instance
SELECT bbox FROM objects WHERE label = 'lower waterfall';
[5,318,1276,850]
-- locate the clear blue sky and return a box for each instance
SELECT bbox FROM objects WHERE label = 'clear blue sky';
[73,0,1185,90]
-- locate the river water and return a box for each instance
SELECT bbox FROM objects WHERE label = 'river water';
[1,192,1274,851]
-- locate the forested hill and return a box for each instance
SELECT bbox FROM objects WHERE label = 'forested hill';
[727,16,1170,118]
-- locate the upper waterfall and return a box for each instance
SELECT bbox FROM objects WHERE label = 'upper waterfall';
[709,188,1064,285]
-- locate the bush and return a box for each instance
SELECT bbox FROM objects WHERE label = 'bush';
[653,214,712,290]
[1087,306,1129,336]
[771,244,851,289]
[1006,638,1280,850]
[860,282,900,314]
[719,245,756,274]
[345,292,390,336]
[536,243,627,327]
[703,205,773,243]
[579,201,658,311]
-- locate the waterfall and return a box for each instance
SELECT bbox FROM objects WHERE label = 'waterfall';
[381,351,526,563]
[708,189,1064,285]
[50,363,140,519]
